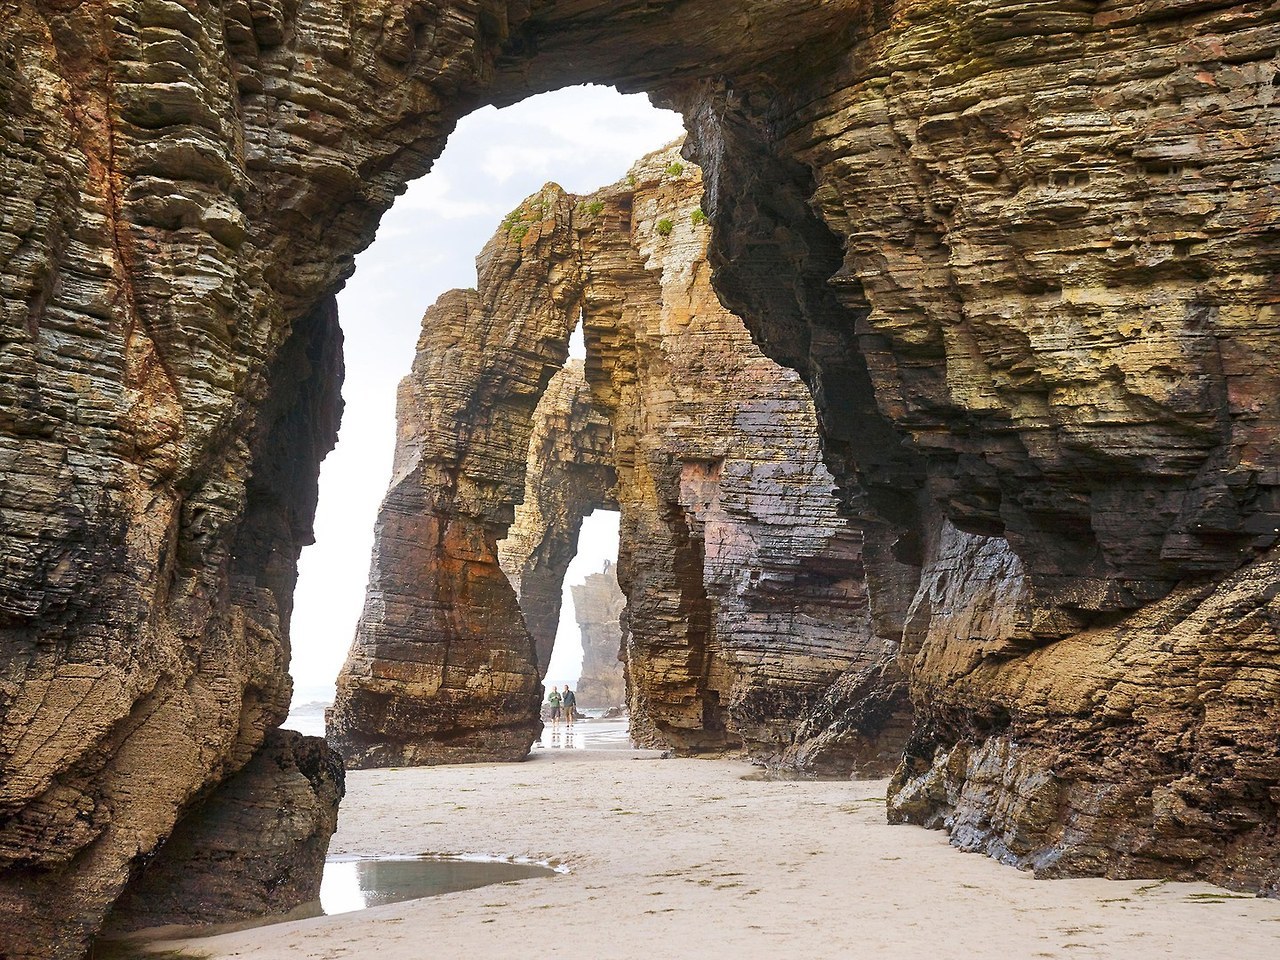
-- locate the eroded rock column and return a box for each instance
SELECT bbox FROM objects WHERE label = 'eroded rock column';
[326,186,584,768]
[575,144,906,764]
[497,360,617,674]
[571,562,628,711]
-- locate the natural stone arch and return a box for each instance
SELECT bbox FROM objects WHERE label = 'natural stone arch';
[4,2,1280,955]
[497,360,618,677]
[330,143,909,769]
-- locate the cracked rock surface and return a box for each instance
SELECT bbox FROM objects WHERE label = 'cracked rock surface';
[3,2,1279,954]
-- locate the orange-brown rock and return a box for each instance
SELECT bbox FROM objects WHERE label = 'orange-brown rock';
[326,185,584,769]
[335,144,903,767]
[3,2,1280,954]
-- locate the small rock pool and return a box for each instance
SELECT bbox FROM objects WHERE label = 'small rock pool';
[321,854,559,914]
[95,855,559,956]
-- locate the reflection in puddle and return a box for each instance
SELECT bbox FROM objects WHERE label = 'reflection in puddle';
[536,716,633,751]
[321,856,557,915]
[94,856,559,954]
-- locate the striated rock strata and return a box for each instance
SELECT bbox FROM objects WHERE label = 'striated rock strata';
[575,145,900,761]
[3,2,1279,953]
[335,142,901,765]
[682,2,1280,894]
[570,562,627,710]
[498,360,617,674]
[102,730,344,933]
[326,185,584,769]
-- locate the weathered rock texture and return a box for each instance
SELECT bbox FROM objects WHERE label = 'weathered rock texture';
[570,562,627,710]
[3,1,1279,953]
[498,360,617,674]
[336,144,896,766]
[102,729,343,933]
[576,145,900,761]
[326,184,587,768]
[681,2,1280,896]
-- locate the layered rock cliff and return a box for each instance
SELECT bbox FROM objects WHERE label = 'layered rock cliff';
[574,145,903,761]
[336,144,901,765]
[497,360,617,674]
[571,563,627,710]
[3,2,1278,954]
[101,729,343,933]
[682,2,1280,894]
[326,184,584,769]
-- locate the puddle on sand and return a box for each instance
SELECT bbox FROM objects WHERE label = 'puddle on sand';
[93,855,559,956]
[322,854,558,914]
[535,716,634,751]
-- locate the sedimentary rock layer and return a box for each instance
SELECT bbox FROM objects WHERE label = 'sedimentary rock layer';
[498,360,617,674]
[575,145,901,761]
[684,2,1280,894]
[102,730,344,933]
[326,185,583,768]
[3,2,1278,953]
[571,563,627,710]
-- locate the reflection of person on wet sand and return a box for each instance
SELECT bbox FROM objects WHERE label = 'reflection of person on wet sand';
[562,684,577,727]
[547,686,562,726]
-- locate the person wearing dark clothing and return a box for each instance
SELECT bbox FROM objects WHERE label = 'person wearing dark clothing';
[562,685,577,726]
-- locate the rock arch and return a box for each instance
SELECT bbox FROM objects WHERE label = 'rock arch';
[328,145,898,765]
[497,360,618,679]
[3,1,1279,955]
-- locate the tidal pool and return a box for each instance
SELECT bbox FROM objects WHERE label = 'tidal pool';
[321,855,558,914]
[95,855,558,956]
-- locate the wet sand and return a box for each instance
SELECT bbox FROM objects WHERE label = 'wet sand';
[149,739,1280,960]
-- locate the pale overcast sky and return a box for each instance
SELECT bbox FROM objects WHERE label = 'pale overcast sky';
[289,87,684,703]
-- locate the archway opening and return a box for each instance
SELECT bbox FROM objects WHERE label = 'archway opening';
[536,508,627,749]
[282,86,682,737]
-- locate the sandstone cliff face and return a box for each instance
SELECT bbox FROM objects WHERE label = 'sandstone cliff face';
[2,0,499,949]
[326,185,584,768]
[3,1,1279,953]
[575,145,902,762]
[498,360,617,675]
[571,564,627,710]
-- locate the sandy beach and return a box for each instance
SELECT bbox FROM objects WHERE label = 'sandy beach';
[148,741,1280,960]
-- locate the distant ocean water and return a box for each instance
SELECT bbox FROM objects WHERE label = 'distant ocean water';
[281,697,630,745]
[283,700,330,739]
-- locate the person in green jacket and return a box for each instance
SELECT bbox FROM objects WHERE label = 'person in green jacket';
[547,686,562,725]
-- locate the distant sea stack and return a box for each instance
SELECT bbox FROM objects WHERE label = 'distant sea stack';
[571,562,627,710]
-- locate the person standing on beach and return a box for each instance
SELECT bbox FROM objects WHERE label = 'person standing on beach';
[562,684,577,727]
[547,686,562,725]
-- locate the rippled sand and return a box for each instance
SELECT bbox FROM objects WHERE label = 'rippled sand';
[148,739,1280,960]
